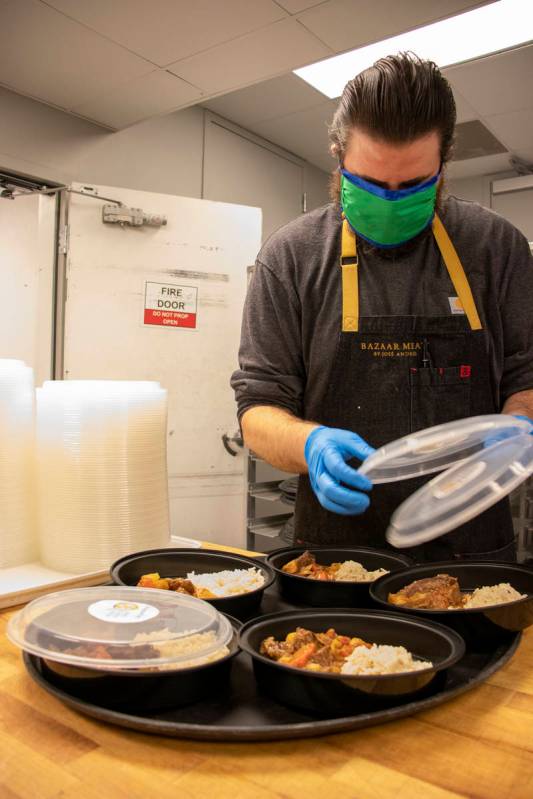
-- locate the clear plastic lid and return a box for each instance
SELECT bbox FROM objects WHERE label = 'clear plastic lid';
[358,414,532,484]
[7,586,232,671]
[386,433,533,548]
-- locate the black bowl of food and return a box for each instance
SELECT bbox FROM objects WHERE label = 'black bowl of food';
[370,562,533,645]
[266,547,413,607]
[111,548,275,620]
[238,608,464,715]
[8,585,243,712]
[34,613,242,712]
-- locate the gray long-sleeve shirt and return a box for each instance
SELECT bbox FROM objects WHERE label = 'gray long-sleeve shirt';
[231,196,533,424]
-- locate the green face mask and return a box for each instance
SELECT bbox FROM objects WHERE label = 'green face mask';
[340,169,439,248]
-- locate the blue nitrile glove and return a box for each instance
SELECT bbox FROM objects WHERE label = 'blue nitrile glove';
[304,426,375,515]
[513,414,533,434]
[484,414,533,448]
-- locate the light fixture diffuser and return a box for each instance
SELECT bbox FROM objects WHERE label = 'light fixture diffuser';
[294,0,533,98]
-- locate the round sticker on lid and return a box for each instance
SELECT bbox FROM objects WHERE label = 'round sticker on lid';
[88,599,159,624]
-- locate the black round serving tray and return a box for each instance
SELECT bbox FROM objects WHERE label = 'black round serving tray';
[23,585,522,742]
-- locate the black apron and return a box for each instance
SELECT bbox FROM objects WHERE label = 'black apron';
[294,216,516,563]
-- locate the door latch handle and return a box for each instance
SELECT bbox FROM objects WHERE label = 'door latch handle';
[222,432,243,457]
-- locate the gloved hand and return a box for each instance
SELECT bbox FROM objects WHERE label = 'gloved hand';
[484,413,533,448]
[513,414,533,433]
[304,426,375,515]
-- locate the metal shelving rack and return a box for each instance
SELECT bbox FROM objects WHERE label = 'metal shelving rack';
[246,452,293,551]
[514,476,533,563]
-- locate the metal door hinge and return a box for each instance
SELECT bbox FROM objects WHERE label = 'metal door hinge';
[302,192,307,213]
[58,224,69,255]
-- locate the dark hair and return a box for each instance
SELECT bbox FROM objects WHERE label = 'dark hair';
[329,52,456,199]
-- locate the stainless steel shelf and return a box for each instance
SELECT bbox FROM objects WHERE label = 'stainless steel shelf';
[248,513,292,538]
[248,480,283,502]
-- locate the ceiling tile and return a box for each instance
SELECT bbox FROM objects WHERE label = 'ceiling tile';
[275,0,328,12]
[483,108,533,152]
[296,0,489,53]
[444,44,533,117]
[71,70,203,129]
[203,73,327,126]
[249,100,337,171]
[446,152,512,180]
[452,88,478,124]
[168,18,332,94]
[0,0,152,109]
[43,0,288,66]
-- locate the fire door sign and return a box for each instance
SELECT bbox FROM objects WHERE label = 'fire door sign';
[144,281,198,329]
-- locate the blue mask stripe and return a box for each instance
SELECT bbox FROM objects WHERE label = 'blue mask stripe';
[340,169,440,201]
[342,209,436,249]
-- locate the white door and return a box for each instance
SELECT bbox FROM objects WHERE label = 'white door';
[0,192,56,383]
[62,183,261,548]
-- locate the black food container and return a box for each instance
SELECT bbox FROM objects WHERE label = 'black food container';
[370,561,533,646]
[238,608,464,715]
[36,614,242,712]
[111,548,275,620]
[266,546,413,607]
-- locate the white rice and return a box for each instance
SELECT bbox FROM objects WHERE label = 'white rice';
[133,628,229,670]
[186,567,265,597]
[463,583,527,609]
[335,560,389,582]
[341,644,432,675]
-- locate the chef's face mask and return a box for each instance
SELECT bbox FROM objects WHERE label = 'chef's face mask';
[340,168,440,248]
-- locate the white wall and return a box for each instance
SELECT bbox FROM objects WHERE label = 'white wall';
[448,169,533,241]
[447,174,493,206]
[0,85,328,384]
[447,171,517,207]
[0,86,329,211]
[492,184,533,241]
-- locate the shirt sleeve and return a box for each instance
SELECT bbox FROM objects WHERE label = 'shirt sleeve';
[230,258,305,422]
[499,228,533,402]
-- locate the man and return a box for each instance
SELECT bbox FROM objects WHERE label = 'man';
[231,53,533,562]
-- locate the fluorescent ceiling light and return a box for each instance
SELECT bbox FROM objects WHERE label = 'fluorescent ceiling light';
[294,0,533,98]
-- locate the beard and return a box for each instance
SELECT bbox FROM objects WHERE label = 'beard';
[331,171,447,261]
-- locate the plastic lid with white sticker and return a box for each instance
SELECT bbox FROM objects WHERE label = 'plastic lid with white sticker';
[7,586,232,671]
[385,432,533,547]
[358,414,532,484]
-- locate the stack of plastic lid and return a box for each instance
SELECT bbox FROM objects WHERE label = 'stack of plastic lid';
[36,381,170,573]
[0,359,37,567]
[7,586,233,672]
[358,414,533,548]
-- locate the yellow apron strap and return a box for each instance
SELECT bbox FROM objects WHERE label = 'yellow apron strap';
[340,218,359,332]
[432,214,482,331]
[340,214,482,333]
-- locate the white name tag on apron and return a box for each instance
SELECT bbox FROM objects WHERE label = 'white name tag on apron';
[448,296,465,315]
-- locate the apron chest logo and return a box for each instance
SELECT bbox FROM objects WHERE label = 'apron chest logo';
[360,341,422,358]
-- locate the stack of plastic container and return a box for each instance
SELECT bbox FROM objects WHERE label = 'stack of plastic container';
[36,380,170,573]
[0,359,38,567]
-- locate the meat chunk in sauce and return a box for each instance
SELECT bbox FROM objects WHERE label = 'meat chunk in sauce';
[282,551,317,575]
[388,574,464,610]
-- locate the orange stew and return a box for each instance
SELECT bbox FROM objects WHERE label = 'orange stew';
[137,572,216,599]
[281,551,343,581]
[260,627,371,673]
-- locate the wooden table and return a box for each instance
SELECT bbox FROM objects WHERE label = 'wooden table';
[1,545,533,799]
